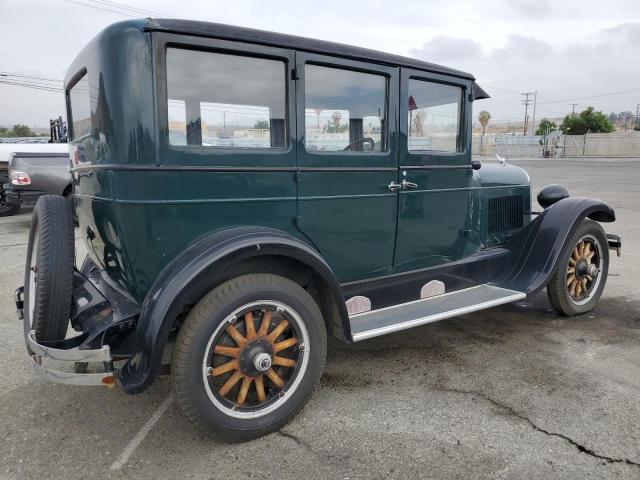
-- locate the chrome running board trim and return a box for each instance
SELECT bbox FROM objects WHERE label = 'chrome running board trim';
[349,285,525,342]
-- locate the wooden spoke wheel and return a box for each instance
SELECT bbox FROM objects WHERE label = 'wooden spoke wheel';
[565,234,603,305]
[547,219,609,317]
[202,301,309,418]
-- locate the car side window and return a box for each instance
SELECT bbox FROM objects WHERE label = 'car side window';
[166,47,287,148]
[304,64,387,153]
[68,74,91,141]
[408,79,462,153]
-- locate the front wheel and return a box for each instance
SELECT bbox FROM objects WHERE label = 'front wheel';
[547,219,609,316]
[172,274,327,441]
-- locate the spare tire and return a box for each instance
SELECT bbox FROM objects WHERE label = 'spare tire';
[23,195,75,351]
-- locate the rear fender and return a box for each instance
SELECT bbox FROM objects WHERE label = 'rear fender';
[497,197,615,294]
[117,226,348,394]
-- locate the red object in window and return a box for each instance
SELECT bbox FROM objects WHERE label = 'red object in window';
[408,95,418,111]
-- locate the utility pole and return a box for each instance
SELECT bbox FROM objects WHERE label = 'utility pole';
[531,91,538,135]
[635,104,640,130]
[522,92,533,135]
[570,103,578,115]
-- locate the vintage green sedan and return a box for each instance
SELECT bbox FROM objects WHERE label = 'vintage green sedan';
[16,19,621,440]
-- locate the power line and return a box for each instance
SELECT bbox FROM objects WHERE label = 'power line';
[61,0,168,18]
[89,0,168,17]
[61,0,142,18]
[0,71,63,84]
[537,87,640,105]
[0,79,64,93]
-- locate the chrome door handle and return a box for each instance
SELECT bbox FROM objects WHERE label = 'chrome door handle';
[388,181,402,191]
[402,179,418,189]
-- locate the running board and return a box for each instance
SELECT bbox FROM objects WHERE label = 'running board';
[349,285,526,342]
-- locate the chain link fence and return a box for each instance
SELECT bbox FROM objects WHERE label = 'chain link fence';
[473,132,640,158]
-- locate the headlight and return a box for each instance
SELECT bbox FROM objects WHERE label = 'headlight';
[9,170,32,186]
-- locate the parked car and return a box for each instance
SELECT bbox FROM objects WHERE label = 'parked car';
[2,151,72,215]
[16,19,621,441]
[0,144,70,216]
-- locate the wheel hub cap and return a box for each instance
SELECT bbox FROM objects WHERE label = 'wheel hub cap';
[238,338,274,377]
[254,352,272,372]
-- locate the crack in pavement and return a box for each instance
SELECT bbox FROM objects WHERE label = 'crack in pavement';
[441,387,640,469]
[277,429,350,468]
[277,429,317,455]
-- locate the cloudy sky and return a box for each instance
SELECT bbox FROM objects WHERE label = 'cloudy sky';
[1,0,639,127]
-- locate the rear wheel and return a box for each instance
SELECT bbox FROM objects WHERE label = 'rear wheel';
[172,274,326,441]
[23,195,75,351]
[547,219,609,316]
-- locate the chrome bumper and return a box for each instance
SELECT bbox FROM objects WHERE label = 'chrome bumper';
[27,330,115,387]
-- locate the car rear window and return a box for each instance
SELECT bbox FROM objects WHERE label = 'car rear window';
[68,73,92,140]
[166,47,287,149]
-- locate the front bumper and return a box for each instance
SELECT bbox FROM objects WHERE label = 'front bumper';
[607,234,622,257]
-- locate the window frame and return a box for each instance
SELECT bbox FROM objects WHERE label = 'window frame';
[296,52,398,169]
[153,32,296,167]
[400,68,472,167]
[65,67,91,143]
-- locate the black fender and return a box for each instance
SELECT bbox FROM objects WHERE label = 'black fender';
[496,197,615,294]
[118,226,348,394]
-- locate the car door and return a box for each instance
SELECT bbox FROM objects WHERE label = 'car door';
[295,53,399,282]
[393,69,475,273]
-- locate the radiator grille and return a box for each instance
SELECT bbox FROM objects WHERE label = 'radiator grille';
[488,195,524,235]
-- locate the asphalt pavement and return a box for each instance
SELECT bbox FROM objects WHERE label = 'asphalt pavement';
[0,157,638,479]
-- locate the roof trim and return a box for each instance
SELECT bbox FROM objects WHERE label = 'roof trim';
[144,18,475,81]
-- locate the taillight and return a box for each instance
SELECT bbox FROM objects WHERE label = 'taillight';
[10,170,31,186]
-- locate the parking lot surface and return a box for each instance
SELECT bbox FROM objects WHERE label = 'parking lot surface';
[1,157,639,479]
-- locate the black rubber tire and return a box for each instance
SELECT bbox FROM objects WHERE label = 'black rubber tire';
[547,218,609,316]
[23,195,75,351]
[172,274,327,441]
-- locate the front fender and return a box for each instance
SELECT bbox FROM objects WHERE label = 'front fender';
[117,226,347,394]
[496,196,615,294]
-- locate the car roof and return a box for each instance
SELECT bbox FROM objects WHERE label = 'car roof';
[145,18,475,81]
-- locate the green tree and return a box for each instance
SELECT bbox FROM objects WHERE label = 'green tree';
[535,118,557,136]
[560,107,614,135]
[12,124,35,137]
[478,110,491,135]
[253,120,269,129]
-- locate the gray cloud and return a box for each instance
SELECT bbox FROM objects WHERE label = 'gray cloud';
[1,0,639,127]
[409,37,482,62]
[409,22,640,123]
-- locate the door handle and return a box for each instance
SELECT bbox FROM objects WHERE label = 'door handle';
[388,181,402,191]
[402,179,418,189]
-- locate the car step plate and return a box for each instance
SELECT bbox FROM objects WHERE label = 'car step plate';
[349,285,525,341]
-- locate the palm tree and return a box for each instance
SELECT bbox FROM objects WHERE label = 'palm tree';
[478,110,491,135]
